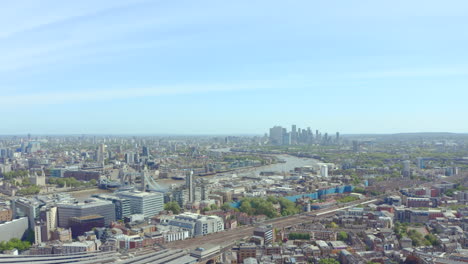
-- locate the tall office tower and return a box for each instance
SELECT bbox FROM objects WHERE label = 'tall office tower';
[116,191,164,218]
[352,141,359,152]
[141,169,147,192]
[172,188,188,207]
[402,160,411,177]
[39,206,57,241]
[142,146,150,157]
[269,126,284,145]
[291,125,297,144]
[416,157,425,169]
[186,171,194,202]
[282,132,291,145]
[96,144,106,164]
[297,129,302,143]
[125,152,134,164]
[200,183,208,201]
[336,132,340,142]
[26,141,41,153]
[320,164,328,178]
[316,130,319,139]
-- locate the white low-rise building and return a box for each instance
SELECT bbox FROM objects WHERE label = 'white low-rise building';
[167,212,224,237]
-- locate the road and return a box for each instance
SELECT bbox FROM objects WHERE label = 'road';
[166,197,381,250]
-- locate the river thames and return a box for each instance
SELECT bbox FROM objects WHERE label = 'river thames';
[71,150,320,199]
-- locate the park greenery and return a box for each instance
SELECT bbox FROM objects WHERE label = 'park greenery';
[0,238,31,252]
[444,185,468,197]
[164,201,181,214]
[288,233,310,240]
[221,202,232,211]
[238,196,301,218]
[318,258,339,264]
[222,155,265,163]
[48,177,97,188]
[337,196,360,203]
[353,187,366,194]
[17,185,41,195]
[337,231,348,241]
[0,170,29,180]
[394,222,439,247]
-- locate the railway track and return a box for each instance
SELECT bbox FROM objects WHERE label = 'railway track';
[166,196,384,250]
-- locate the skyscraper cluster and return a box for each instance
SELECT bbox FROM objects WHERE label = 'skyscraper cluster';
[268,125,340,146]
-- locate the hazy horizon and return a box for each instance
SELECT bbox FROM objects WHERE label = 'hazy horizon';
[2,0,468,134]
[1,131,467,137]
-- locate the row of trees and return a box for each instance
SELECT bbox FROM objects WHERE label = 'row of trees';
[48,177,97,188]
[1,170,29,180]
[238,196,301,218]
[394,222,439,247]
[222,155,265,162]
[164,202,220,215]
[336,196,359,203]
[17,185,41,195]
[337,231,348,241]
[444,185,467,197]
[0,238,31,252]
[164,201,181,214]
[288,232,310,240]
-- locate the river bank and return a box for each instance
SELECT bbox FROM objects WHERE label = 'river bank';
[158,153,320,188]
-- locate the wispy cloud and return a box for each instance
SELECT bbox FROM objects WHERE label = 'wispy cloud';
[0,0,147,39]
[0,80,284,106]
[0,1,252,74]
[347,66,468,79]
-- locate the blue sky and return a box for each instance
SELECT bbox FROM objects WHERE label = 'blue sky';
[1,0,468,135]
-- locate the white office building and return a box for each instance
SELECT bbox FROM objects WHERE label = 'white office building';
[117,191,164,218]
[167,212,224,237]
[320,164,328,178]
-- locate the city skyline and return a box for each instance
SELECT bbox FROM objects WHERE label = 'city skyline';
[2,0,468,134]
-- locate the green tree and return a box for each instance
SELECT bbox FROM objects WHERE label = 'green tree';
[319,258,339,264]
[337,196,359,203]
[48,177,57,185]
[239,200,254,215]
[25,229,35,244]
[289,233,310,240]
[210,204,218,210]
[21,178,31,186]
[0,238,31,252]
[445,189,455,197]
[17,185,41,195]
[221,202,232,211]
[164,201,181,214]
[337,231,348,241]
[353,187,366,194]
[424,234,440,246]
